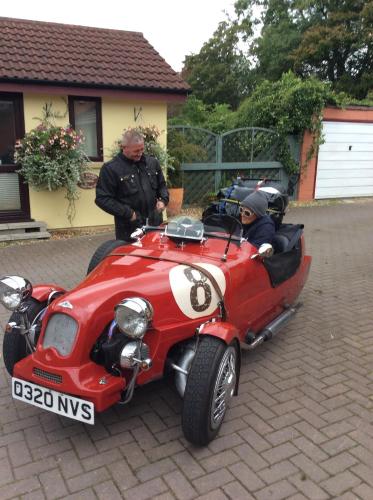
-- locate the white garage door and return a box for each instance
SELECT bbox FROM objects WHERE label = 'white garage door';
[315,121,373,199]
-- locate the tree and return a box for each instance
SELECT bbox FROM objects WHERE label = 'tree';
[251,0,302,81]
[292,1,373,98]
[168,95,235,134]
[234,0,373,98]
[182,19,253,109]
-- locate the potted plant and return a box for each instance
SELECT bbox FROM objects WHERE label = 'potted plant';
[164,150,183,217]
[167,130,212,216]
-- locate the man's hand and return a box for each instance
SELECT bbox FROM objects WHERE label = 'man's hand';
[130,211,137,221]
[156,200,166,213]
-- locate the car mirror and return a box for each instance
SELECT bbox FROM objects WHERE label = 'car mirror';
[251,243,274,260]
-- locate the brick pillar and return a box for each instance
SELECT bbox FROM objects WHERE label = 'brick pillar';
[297,130,318,201]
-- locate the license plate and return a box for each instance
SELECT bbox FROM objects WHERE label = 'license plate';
[12,377,94,425]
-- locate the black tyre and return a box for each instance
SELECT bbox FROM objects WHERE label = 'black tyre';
[87,239,128,275]
[181,336,238,446]
[3,298,46,376]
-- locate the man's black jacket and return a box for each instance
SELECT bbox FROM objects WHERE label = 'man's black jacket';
[95,152,169,239]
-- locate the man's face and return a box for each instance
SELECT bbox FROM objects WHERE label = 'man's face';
[123,141,145,161]
[240,206,257,225]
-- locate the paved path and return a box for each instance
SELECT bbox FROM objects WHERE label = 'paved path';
[1,201,373,499]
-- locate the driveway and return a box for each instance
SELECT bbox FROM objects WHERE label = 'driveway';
[1,201,373,499]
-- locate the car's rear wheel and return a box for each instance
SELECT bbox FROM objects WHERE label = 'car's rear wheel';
[87,239,128,275]
[181,336,237,445]
[3,298,46,376]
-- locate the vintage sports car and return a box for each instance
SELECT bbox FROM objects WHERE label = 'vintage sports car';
[0,193,311,445]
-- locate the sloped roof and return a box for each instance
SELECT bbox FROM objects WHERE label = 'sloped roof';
[0,17,189,93]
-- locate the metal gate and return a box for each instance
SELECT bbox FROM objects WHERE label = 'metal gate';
[167,125,299,205]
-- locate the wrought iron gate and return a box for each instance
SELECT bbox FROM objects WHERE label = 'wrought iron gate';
[167,125,299,205]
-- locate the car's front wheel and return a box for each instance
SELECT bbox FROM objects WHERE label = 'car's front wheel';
[181,336,238,445]
[3,298,46,376]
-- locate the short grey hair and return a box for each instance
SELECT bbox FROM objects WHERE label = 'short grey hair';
[121,129,144,147]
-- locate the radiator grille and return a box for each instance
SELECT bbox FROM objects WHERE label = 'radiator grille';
[33,367,62,384]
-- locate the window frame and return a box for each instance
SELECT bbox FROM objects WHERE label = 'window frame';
[68,96,103,161]
[0,91,31,222]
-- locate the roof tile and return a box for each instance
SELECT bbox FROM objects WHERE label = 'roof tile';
[0,17,189,93]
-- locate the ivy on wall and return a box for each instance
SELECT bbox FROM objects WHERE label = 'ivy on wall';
[234,72,348,173]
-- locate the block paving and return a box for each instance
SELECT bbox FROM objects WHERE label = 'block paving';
[1,200,373,499]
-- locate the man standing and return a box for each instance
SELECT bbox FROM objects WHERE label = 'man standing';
[95,129,169,240]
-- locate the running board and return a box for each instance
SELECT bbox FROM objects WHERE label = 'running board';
[241,304,299,351]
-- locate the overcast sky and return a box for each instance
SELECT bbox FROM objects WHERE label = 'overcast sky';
[1,0,237,72]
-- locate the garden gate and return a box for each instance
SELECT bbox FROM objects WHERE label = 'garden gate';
[167,125,300,205]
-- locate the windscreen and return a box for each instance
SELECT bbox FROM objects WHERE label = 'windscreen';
[165,217,204,241]
[203,214,243,241]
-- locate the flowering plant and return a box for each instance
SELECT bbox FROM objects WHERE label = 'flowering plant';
[15,124,88,223]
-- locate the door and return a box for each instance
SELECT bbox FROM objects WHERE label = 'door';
[315,121,373,198]
[0,93,30,222]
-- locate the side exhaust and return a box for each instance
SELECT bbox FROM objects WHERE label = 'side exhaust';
[241,305,299,351]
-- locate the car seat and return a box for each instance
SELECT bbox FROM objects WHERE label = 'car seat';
[272,233,289,254]
[263,224,304,287]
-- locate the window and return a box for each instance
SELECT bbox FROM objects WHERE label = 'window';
[68,97,103,161]
[0,99,17,165]
[0,92,30,222]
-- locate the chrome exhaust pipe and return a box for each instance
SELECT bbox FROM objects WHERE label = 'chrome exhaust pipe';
[241,305,298,351]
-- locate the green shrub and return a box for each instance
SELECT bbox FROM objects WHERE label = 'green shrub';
[233,72,348,172]
[170,73,348,174]
[167,130,209,188]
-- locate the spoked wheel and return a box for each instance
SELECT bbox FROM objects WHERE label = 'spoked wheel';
[210,346,237,430]
[3,298,46,376]
[181,336,238,446]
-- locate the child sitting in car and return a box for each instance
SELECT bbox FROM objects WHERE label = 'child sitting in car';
[239,191,275,248]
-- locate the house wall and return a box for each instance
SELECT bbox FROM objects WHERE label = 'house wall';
[23,93,167,229]
[298,107,373,201]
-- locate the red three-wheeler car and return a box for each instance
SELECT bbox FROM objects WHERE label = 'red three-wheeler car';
[1,203,311,445]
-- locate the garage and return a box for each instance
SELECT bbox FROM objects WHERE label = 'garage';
[315,120,373,199]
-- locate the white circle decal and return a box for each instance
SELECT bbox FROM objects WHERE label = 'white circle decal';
[169,263,226,319]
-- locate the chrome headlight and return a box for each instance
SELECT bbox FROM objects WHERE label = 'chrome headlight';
[0,276,32,311]
[115,297,153,339]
